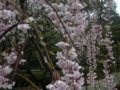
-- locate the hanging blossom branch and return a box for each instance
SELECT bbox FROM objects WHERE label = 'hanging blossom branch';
[83,1,103,85]
[86,25,102,85]
[42,14,63,34]
[43,0,83,62]
[96,1,118,90]
[101,0,117,89]
[42,0,87,89]
[88,0,118,89]
[31,37,60,82]
[0,0,118,90]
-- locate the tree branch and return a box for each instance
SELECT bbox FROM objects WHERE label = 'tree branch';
[0,23,18,40]
[16,74,40,90]
[10,36,30,83]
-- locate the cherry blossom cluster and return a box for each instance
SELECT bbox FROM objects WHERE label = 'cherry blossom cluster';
[0,65,14,89]
[46,43,84,90]
[41,0,87,89]
[103,69,117,90]
[0,0,117,90]
[0,1,28,89]
[101,0,117,89]
[0,8,18,42]
[40,0,117,89]
[0,48,26,89]
[86,25,102,85]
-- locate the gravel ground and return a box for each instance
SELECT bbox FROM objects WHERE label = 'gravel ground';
[82,72,120,90]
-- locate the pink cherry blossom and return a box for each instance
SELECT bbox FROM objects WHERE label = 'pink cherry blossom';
[75,24,85,34]
[0,10,12,19]
[18,23,30,30]
[71,80,82,90]
[0,65,13,76]
[68,48,77,60]
[77,77,84,85]
[55,41,69,48]
[46,84,56,90]
[19,59,26,65]
[0,23,8,31]
[56,60,75,69]
[56,52,66,60]
[4,52,17,65]
[25,17,34,23]
[54,80,68,90]
[71,2,83,10]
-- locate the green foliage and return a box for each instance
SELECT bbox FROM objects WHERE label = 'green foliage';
[49,51,55,55]
[83,67,89,74]
[97,59,104,64]
[40,41,47,47]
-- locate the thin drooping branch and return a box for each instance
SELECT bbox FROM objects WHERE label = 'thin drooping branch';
[10,36,30,83]
[16,74,40,90]
[6,1,59,75]
[31,38,45,61]
[0,23,18,40]
[6,0,28,17]
[44,0,75,46]
[6,0,60,82]
[31,38,53,71]
[43,14,63,35]
[19,0,26,14]
[44,0,82,64]
[31,38,60,82]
